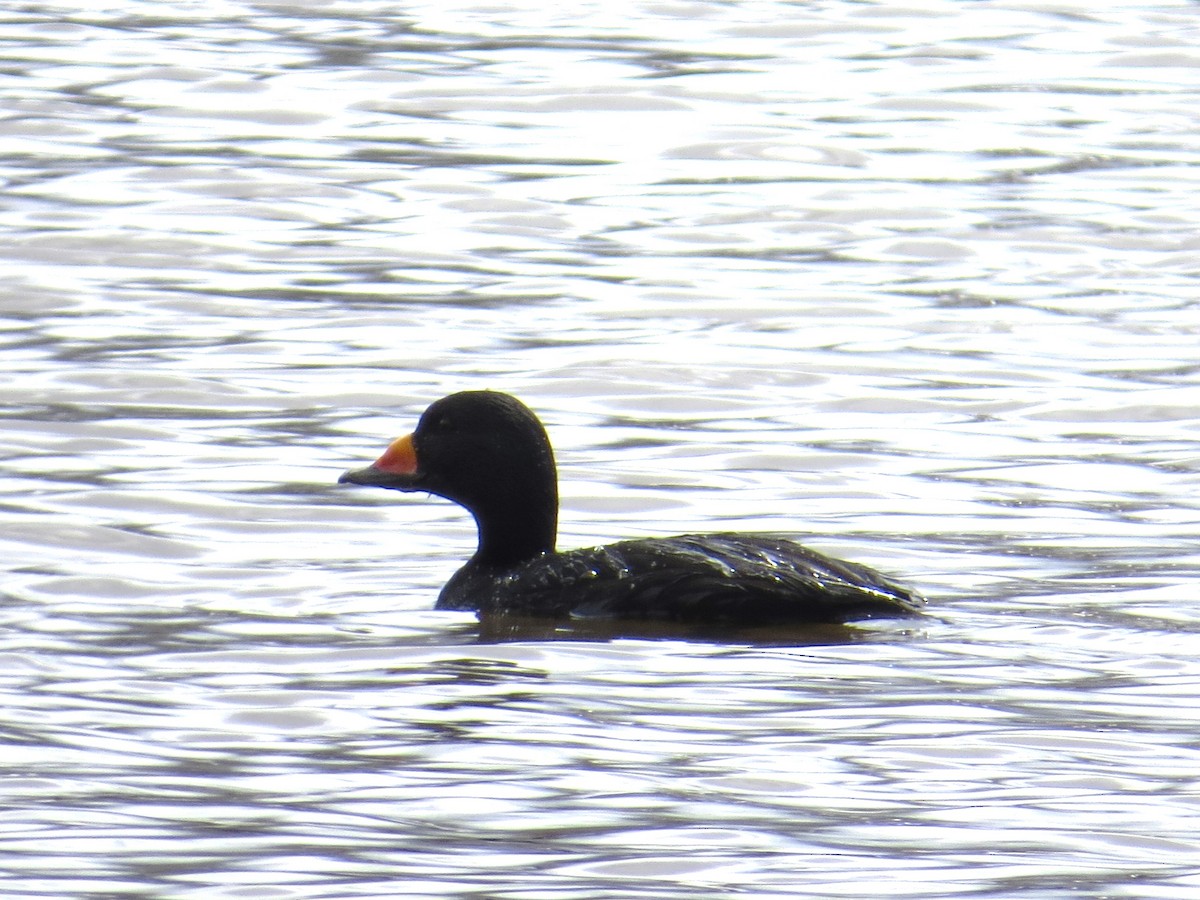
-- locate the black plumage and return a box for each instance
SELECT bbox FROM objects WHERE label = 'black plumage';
[340,390,923,626]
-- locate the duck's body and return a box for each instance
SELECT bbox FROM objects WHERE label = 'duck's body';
[339,391,923,626]
[439,533,921,624]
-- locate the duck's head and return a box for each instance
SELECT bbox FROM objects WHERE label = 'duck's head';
[339,390,559,564]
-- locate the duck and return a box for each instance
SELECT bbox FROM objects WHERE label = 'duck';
[338,390,924,626]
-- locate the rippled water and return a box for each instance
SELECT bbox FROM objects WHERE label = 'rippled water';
[3,1,1200,897]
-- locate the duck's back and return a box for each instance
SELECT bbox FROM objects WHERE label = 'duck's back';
[436,533,923,625]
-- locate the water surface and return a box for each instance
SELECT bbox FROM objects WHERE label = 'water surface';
[2,1,1200,897]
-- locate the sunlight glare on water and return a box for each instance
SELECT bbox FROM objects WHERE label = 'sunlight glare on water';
[2,0,1200,897]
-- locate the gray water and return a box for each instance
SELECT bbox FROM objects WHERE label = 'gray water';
[3,1,1200,897]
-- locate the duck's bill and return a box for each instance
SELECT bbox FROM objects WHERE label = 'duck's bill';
[339,432,421,490]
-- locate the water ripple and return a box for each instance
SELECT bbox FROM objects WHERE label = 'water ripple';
[2,1,1200,897]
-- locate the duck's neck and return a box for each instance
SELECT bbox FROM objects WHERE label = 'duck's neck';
[472,502,557,568]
